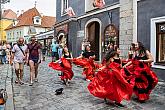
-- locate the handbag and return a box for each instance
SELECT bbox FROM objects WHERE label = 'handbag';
[0,89,8,105]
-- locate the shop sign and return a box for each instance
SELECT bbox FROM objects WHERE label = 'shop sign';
[77,30,84,37]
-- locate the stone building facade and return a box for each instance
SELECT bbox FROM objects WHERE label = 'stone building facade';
[55,0,165,79]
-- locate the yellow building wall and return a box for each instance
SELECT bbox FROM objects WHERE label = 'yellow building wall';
[0,19,13,42]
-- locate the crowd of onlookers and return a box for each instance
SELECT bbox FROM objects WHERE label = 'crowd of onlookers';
[0,41,12,64]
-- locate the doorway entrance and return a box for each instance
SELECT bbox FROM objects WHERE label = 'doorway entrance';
[86,21,100,61]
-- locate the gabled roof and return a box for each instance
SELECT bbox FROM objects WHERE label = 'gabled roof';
[16,7,41,26]
[5,7,56,30]
[41,16,56,28]
[2,9,17,19]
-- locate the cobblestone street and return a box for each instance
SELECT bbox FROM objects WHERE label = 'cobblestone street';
[0,58,165,110]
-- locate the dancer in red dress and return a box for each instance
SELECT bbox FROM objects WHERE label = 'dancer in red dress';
[88,49,133,107]
[74,45,97,81]
[49,46,73,85]
[123,42,158,102]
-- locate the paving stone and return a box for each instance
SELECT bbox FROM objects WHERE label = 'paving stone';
[1,57,165,110]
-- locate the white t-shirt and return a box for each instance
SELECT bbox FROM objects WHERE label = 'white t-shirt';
[12,44,27,63]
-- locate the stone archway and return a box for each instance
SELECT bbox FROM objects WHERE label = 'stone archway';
[57,32,67,47]
[85,18,102,61]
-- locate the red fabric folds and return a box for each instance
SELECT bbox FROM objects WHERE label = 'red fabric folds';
[88,62,133,103]
[73,58,98,81]
[126,60,158,101]
[49,58,74,80]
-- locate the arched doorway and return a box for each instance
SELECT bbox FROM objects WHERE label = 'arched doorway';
[86,21,101,61]
[57,31,67,47]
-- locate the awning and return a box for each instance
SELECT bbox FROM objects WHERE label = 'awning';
[36,30,54,40]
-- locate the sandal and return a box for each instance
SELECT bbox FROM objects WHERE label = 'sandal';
[20,81,24,85]
[15,80,19,84]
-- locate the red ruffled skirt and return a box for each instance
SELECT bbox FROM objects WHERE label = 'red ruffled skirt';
[73,58,98,81]
[88,62,133,103]
[49,58,74,80]
[126,60,158,101]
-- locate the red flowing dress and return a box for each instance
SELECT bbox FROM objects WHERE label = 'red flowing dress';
[126,55,158,101]
[88,62,133,103]
[72,58,98,81]
[49,56,74,80]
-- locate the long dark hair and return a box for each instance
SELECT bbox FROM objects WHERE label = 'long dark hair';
[130,43,135,51]
[105,49,117,62]
[85,45,90,52]
[62,45,70,55]
[137,42,146,55]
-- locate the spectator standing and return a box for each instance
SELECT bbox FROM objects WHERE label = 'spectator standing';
[58,44,63,59]
[27,37,42,86]
[11,37,27,84]
[0,42,6,64]
[51,41,59,62]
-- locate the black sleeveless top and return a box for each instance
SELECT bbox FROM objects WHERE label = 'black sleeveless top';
[134,54,148,60]
[128,53,133,59]
[64,52,71,58]
[82,51,95,59]
[113,58,121,64]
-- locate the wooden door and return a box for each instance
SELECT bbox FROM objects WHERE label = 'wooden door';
[88,22,100,61]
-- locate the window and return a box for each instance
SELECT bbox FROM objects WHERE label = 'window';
[61,0,68,15]
[12,32,14,39]
[17,32,19,38]
[156,23,165,64]
[103,24,118,52]
[20,31,22,37]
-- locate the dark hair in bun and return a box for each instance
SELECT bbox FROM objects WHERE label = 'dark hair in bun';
[105,49,117,62]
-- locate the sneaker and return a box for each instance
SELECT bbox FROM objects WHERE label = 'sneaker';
[34,78,38,82]
[29,81,33,86]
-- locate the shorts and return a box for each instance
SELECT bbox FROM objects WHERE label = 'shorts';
[29,56,39,63]
[14,62,24,70]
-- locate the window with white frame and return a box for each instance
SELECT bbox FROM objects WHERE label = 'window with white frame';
[61,0,68,15]
[156,22,165,64]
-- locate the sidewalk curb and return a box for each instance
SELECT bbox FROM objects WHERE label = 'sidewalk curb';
[5,66,14,110]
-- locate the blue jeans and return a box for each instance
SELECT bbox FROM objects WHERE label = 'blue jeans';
[0,55,5,64]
